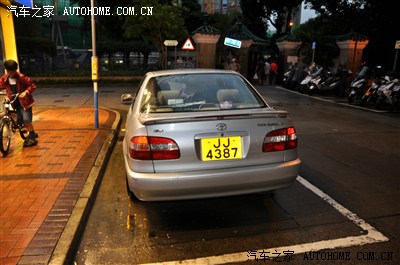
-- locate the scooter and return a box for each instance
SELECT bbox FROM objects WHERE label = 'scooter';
[323,75,340,93]
[318,66,353,97]
[375,77,399,110]
[348,66,369,103]
[308,67,339,94]
[282,68,294,88]
[389,83,400,112]
[308,67,327,95]
[359,77,386,106]
[299,64,321,95]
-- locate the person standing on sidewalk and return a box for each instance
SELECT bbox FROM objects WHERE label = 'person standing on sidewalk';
[0,60,38,147]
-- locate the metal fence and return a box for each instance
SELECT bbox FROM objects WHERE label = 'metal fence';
[19,49,161,76]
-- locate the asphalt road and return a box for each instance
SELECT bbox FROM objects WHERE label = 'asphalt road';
[36,84,399,265]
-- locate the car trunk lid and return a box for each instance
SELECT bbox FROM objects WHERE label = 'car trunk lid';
[141,108,295,173]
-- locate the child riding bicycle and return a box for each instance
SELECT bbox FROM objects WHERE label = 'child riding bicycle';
[0,60,38,147]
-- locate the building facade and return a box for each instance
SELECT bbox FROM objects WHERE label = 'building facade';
[199,0,241,14]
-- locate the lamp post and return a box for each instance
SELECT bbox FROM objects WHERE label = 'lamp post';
[91,0,99,128]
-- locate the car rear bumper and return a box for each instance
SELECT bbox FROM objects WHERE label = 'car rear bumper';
[125,158,301,201]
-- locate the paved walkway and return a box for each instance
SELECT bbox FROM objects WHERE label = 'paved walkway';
[0,106,120,265]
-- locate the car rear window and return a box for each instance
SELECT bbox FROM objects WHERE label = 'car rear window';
[139,73,267,113]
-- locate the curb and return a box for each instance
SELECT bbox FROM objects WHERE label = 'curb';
[48,108,121,265]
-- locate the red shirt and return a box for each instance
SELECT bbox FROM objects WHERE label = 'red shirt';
[270,62,278,73]
[0,72,36,110]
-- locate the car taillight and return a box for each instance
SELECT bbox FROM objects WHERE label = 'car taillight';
[129,136,180,160]
[262,127,298,152]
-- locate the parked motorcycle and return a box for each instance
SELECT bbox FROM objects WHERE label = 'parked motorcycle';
[299,64,321,95]
[313,68,342,95]
[287,62,307,91]
[389,83,400,112]
[359,76,386,106]
[308,67,328,95]
[282,67,295,88]
[348,66,369,103]
[375,77,400,110]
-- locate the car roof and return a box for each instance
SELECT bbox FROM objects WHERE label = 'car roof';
[144,68,240,78]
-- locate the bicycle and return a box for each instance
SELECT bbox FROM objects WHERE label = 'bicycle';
[0,93,31,156]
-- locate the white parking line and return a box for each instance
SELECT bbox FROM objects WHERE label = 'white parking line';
[139,175,389,265]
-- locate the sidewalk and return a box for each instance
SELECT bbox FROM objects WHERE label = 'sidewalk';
[0,105,120,265]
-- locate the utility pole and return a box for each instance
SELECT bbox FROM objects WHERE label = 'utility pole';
[91,0,99,128]
[51,0,67,64]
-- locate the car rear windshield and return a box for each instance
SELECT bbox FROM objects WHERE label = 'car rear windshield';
[139,73,267,113]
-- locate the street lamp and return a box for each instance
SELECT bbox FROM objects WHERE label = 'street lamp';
[288,21,295,34]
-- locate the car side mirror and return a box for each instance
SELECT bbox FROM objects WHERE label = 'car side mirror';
[121,93,134,104]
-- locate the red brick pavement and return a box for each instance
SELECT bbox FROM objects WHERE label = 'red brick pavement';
[0,106,118,265]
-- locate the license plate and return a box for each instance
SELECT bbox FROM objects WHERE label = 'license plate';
[201,136,242,161]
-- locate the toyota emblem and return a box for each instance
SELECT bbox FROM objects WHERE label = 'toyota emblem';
[216,123,227,131]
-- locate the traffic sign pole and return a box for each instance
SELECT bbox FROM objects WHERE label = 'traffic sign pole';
[164,40,179,69]
[393,40,400,72]
[175,46,177,67]
[181,38,195,68]
[311,42,316,64]
[165,45,167,70]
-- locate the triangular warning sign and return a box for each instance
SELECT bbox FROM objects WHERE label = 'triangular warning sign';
[182,38,195,50]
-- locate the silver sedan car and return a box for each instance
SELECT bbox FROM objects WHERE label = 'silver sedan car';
[123,69,301,201]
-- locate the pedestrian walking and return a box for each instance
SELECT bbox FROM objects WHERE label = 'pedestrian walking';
[0,59,38,147]
[255,56,266,85]
[228,58,241,73]
[264,60,271,85]
[269,59,278,85]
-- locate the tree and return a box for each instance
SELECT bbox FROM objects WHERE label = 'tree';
[240,0,303,37]
[181,0,203,33]
[14,16,56,61]
[70,0,128,40]
[239,0,267,38]
[304,0,400,70]
[69,0,156,68]
[208,12,241,34]
[123,0,188,67]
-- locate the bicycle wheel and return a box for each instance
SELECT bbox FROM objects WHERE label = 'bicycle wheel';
[0,118,12,156]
